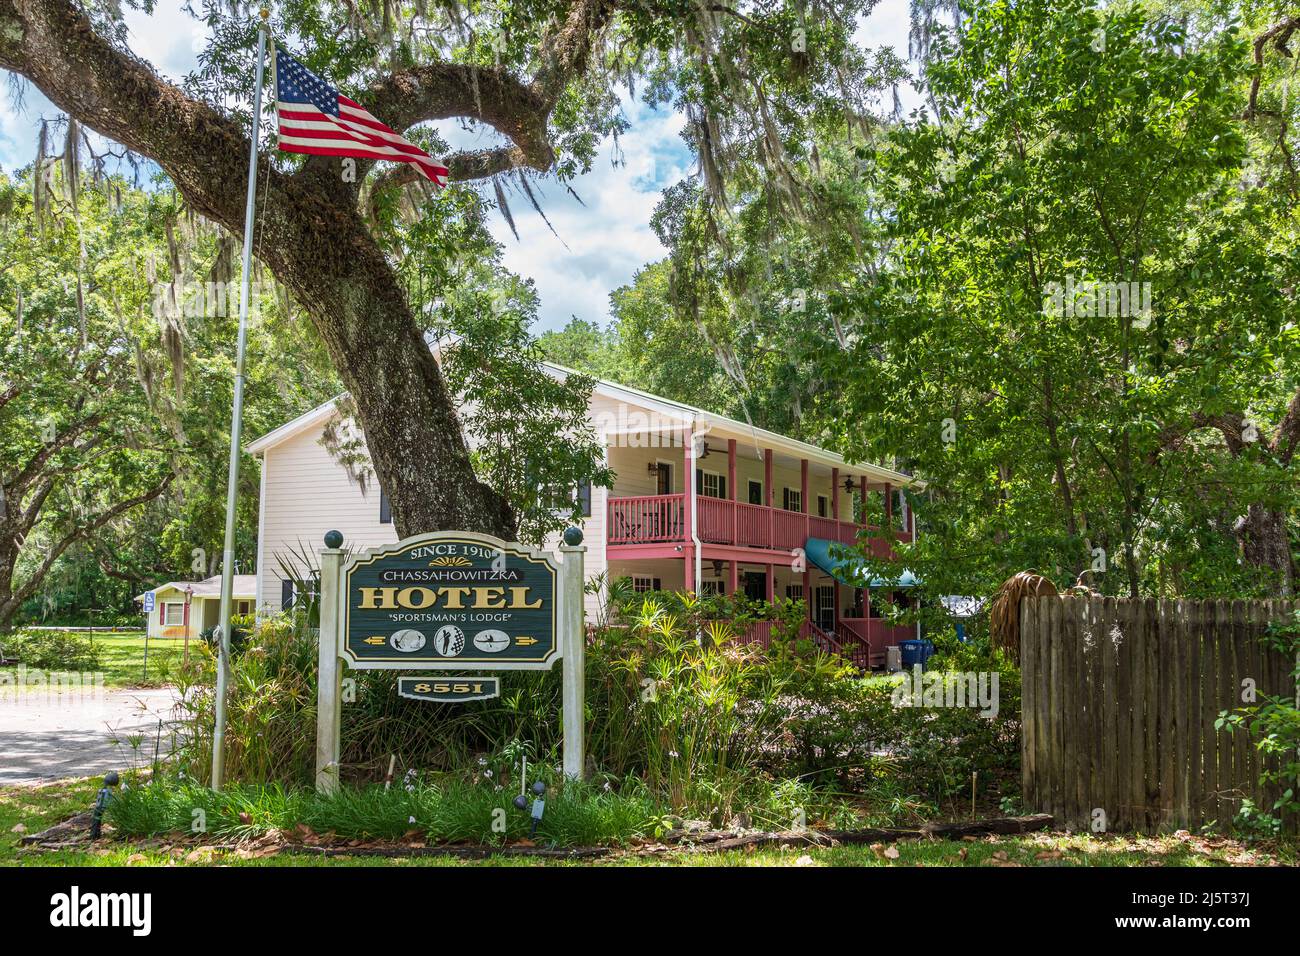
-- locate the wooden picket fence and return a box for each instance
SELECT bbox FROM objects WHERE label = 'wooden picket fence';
[1020,596,1299,833]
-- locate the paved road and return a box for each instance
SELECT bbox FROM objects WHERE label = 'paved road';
[0,685,181,786]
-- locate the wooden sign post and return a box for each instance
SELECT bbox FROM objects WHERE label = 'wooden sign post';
[314,527,586,793]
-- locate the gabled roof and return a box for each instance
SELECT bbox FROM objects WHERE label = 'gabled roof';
[245,347,924,488]
[135,575,257,601]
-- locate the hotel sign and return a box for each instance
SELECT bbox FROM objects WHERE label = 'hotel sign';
[340,533,559,670]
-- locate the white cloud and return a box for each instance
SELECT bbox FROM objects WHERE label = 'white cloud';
[123,3,206,82]
[442,100,689,333]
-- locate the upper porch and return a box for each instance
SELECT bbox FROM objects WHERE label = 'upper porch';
[607,493,910,556]
[602,422,916,559]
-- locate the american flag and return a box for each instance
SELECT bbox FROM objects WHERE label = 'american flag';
[274,46,449,187]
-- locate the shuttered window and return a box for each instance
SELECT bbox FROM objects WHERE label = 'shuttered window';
[379,489,392,524]
[696,470,726,499]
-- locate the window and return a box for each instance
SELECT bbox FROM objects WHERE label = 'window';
[631,576,661,593]
[748,479,763,505]
[817,495,829,518]
[786,584,804,601]
[696,470,726,499]
[280,579,295,611]
[236,600,251,616]
[543,480,592,516]
[163,602,185,626]
[783,488,802,513]
[379,489,392,524]
[700,580,724,596]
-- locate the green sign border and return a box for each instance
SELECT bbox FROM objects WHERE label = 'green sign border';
[338,531,561,671]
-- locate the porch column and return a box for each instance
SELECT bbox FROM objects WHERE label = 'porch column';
[764,448,773,506]
[684,431,695,592]
[728,559,739,597]
[831,467,839,520]
[800,458,809,543]
[884,481,893,528]
[764,448,774,545]
[765,563,774,602]
[728,438,737,544]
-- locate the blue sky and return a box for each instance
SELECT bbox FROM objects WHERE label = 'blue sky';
[0,0,918,332]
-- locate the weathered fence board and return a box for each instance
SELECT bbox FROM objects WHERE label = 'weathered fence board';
[1021,595,1298,833]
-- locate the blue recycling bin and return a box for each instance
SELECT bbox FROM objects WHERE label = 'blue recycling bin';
[899,639,935,669]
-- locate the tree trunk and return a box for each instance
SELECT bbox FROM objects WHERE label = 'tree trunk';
[1240,504,1295,597]
[273,212,515,539]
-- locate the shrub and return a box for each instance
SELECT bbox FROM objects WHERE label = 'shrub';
[164,592,1022,826]
[1,628,102,671]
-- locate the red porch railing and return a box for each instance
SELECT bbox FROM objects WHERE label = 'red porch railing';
[608,494,685,544]
[609,494,905,553]
[735,616,911,671]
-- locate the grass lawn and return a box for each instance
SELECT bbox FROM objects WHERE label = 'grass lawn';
[0,630,184,690]
[89,632,185,687]
[3,778,1295,868]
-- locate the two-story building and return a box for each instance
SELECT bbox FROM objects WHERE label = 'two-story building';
[247,359,922,668]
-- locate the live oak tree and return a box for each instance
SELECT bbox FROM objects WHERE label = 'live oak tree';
[612,0,1300,599]
[0,151,342,627]
[0,172,174,629]
[0,0,893,540]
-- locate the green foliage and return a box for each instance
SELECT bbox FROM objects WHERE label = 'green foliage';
[1218,610,1300,836]
[107,779,660,848]
[164,588,1022,830]
[0,163,336,629]
[0,628,102,671]
[614,0,1300,602]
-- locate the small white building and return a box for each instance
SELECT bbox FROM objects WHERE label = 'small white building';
[136,575,257,640]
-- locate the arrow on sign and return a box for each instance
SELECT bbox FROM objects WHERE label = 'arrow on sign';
[363,637,386,645]
[515,637,538,646]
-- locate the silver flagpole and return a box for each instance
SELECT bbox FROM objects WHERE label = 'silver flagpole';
[212,8,270,789]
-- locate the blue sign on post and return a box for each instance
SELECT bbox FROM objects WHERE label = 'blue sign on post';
[143,591,156,614]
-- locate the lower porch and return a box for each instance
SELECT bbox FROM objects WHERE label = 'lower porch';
[607,554,917,669]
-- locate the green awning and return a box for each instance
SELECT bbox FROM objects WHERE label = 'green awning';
[803,537,921,588]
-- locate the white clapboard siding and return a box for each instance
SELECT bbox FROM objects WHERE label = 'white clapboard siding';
[258,411,610,620]
[257,421,398,612]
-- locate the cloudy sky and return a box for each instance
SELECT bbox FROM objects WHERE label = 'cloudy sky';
[0,0,918,332]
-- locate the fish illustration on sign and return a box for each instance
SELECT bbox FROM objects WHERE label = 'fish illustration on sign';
[473,629,510,653]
